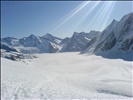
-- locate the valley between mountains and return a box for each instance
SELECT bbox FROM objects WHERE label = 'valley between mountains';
[1,12,133,99]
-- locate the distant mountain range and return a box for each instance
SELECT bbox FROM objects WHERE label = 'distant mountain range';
[1,12,133,61]
[60,31,100,52]
[1,31,99,53]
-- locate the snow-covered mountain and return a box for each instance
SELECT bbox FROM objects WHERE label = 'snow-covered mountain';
[41,33,62,44]
[1,34,62,53]
[59,37,70,46]
[82,12,133,61]
[1,37,20,46]
[60,31,100,52]
[1,31,100,53]
[1,42,18,52]
[2,12,132,59]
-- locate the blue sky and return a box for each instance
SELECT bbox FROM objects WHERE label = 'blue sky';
[1,1,133,38]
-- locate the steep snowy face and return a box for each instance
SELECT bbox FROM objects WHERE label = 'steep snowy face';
[1,42,18,52]
[60,31,100,52]
[1,37,20,46]
[42,33,62,44]
[35,40,60,53]
[19,34,41,47]
[59,37,70,46]
[94,13,133,52]
[116,13,133,51]
[82,12,133,61]
[1,34,62,53]
[19,34,61,53]
[97,19,118,44]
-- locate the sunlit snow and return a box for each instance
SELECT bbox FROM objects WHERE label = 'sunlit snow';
[1,52,132,99]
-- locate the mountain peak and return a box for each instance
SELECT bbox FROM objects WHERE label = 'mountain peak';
[112,19,118,23]
[121,12,133,21]
[29,34,36,38]
[73,32,78,35]
[43,33,53,38]
[46,33,51,35]
[73,32,86,36]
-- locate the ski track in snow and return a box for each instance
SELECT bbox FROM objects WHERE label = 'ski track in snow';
[1,52,133,99]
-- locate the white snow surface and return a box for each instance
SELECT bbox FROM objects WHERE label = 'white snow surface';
[1,52,133,99]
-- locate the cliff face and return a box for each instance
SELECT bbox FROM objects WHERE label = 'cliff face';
[82,13,133,61]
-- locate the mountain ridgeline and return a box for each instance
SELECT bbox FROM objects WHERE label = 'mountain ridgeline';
[1,12,133,61]
[82,12,133,61]
[60,31,100,52]
[1,31,99,53]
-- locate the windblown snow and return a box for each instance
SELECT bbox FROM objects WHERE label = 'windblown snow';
[1,52,133,99]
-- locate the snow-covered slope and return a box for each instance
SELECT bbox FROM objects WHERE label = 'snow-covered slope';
[19,34,41,47]
[1,37,20,46]
[1,34,62,53]
[1,52,132,99]
[1,31,100,53]
[59,37,70,46]
[1,42,18,52]
[42,33,62,44]
[60,31,100,52]
[1,50,36,61]
[82,12,133,61]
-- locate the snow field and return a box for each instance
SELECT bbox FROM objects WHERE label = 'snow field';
[1,52,133,99]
